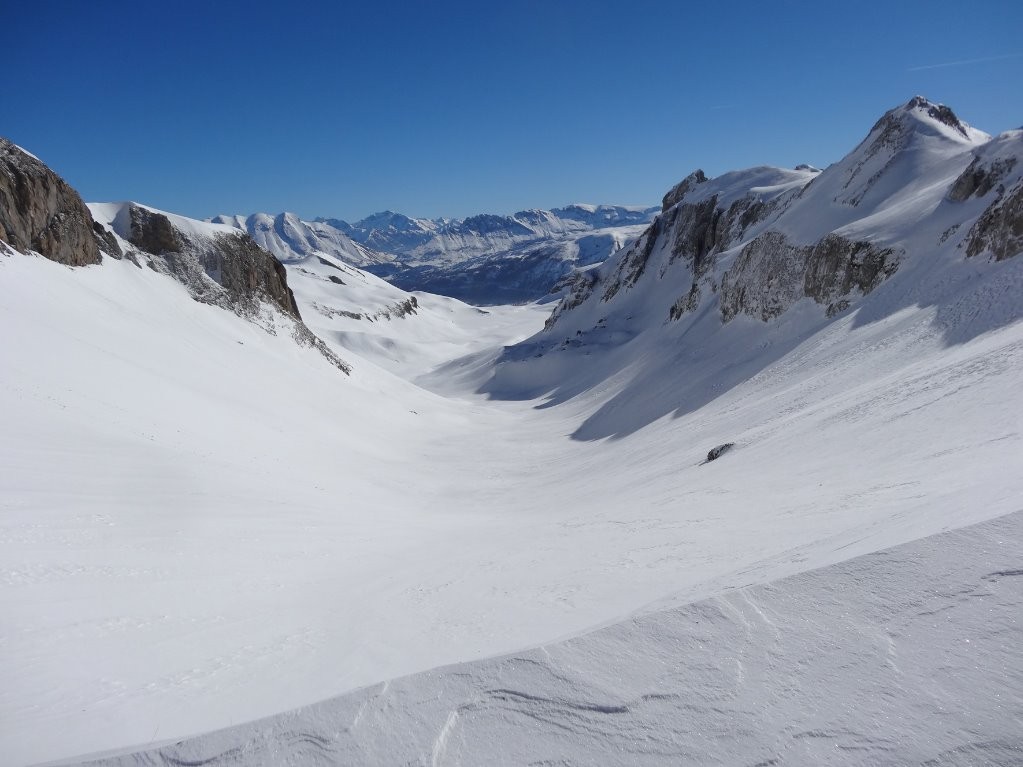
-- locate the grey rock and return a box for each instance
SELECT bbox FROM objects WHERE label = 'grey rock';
[208,231,301,320]
[121,204,302,321]
[601,213,667,302]
[720,231,808,322]
[128,206,182,255]
[706,443,734,462]
[906,95,970,139]
[721,232,899,323]
[661,169,707,212]
[964,179,1023,262]
[92,221,123,259]
[949,156,1018,202]
[803,233,898,305]
[0,137,100,266]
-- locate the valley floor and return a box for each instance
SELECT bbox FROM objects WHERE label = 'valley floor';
[2,253,1022,765]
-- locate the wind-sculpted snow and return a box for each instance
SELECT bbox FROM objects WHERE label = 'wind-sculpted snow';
[69,512,1023,766]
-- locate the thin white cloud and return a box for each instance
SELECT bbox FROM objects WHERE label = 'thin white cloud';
[908,52,1023,72]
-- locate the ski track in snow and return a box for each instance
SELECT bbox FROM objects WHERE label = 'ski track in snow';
[2,233,1023,764]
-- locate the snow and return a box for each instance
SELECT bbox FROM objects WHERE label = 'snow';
[60,510,1023,766]
[2,98,1022,765]
[12,143,42,162]
[89,201,239,242]
[2,236,1022,765]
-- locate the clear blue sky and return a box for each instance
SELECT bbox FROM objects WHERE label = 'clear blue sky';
[7,1,1022,222]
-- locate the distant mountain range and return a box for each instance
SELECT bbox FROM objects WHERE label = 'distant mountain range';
[212,204,659,304]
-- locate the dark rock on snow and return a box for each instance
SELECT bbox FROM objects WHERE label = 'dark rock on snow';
[706,443,734,462]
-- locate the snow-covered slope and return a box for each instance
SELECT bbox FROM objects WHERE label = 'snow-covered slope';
[281,251,549,377]
[499,97,1016,432]
[2,99,1023,766]
[68,511,1023,766]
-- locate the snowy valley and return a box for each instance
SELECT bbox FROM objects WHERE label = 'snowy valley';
[1,96,1022,766]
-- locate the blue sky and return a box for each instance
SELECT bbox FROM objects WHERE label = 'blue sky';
[7,1,1022,221]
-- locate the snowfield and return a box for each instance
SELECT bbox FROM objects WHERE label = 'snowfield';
[62,512,1023,766]
[3,243,1022,765]
[2,98,1023,765]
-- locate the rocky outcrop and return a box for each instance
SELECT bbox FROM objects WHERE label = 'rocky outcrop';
[120,204,302,320]
[948,156,1018,201]
[666,195,722,275]
[964,179,1023,261]
[0,138,101,266]
[208,232,301,319]
[705,443,734,462]
[721,232,899,322]
[92,221,123,259]
[720,232,807,322]
[601,213,667,302]
[544,270,598,330]
[907,95,970,139]
[128,205,182,255]
[661,169,707,212]
[803,234,898,308]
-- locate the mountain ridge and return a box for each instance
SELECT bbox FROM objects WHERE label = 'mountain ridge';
[214,203,659,304]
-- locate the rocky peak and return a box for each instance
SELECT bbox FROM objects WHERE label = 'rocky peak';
[863,96,969,155]
[661,170,708,212]
[905,96,970,138]
[0,137,102,266]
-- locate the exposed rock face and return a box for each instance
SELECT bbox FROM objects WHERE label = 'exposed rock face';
[720,232,899,322]
[119,204,301,320]
[667,195,722,276]
[948,156,1017,202]
[906,95,970,139]
[951,131,1023,262]
[964,180,1023,261]
[0,137,101,266]
[544,270,598,330]
[803,234,898,308]
[720,232,808,322]
[662,169,707,212]
[128,205,182,255]
[121,214,346,371]
[601,213,667,302]
[92,221,123,259]
[208,232,301,319]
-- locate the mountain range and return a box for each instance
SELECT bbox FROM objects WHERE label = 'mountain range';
[1,96,1022,766]
[212,204,658,304]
